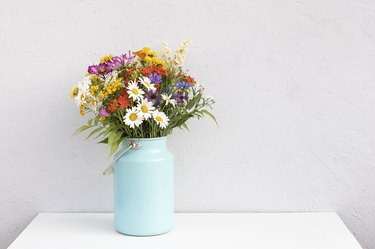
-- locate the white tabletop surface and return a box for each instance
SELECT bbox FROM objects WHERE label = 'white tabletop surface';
[8,213,362,249]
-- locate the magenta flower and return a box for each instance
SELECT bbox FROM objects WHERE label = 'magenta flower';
[107,51,136,70]
[88,63,111,75]
[107,56,123,70]
[100,107,109,117]
[121,50,136,64]
[88,65,99,74]
[88,51,135,74]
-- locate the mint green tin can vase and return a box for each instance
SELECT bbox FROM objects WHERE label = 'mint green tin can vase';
[113,137,174,236]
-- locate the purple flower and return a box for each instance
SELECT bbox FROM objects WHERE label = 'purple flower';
[87,63,111,75]
[163,87,171,93]
[107,51,136,70]
[175,81,190,88]
[149,73,162,83]
[146,90,160,106]
[176,90,188,104]
[98,63,111,75]
[88,51,135,75]
[88,65,99,74]
[107,56,124,70]
[121,50,136,64]
[99,107,109,117]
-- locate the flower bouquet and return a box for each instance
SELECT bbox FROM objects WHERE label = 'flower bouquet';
[70,40,216,236]
[70,40,216,157]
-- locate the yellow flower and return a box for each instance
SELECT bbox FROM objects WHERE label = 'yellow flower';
[133,47,158,61]
[102,78,123,97]
[133,46,166,69]
[80,104,85,116]
[149,51,157,58]
[70,86,78,99]
[89,85,99,95]
[152,58,166,69]
[98,92,105,100]
[133,47,151,60]
[100,54,114,63]
[144,56,153,63]
[90,75,99,81]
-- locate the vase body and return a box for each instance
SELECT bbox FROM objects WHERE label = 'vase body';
[114,137,174,236]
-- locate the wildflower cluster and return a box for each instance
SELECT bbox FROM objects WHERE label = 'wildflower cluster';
[71,40,216,156]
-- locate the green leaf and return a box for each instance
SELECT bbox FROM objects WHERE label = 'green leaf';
[108,139,121,158]
[85,126,104,140]
[94,115,100,125]
[201,110,219,127]
[98,137,108,144]
[172,113,193,128]
[107,131,123,158]
[73,125,92,136]
[108,131,122,146]
[87,118,93,126]
[180,123,190,131]
[94,128,109,140]
[102,127,114,137]
[186,93,202,110]
[195,111,203,119]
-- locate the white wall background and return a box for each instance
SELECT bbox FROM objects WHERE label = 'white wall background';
[1,0,375,248]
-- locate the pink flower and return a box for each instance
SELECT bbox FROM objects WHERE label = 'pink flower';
[100,107,109,117]
[88,63,111,75]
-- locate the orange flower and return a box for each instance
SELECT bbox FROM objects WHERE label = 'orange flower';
[108,100,118,113]
[140,66,166,77]
[107,92,131,114]
[118,94,131,109]
[181,74,196,85]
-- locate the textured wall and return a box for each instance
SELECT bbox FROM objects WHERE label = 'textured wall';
[1,0,375,248]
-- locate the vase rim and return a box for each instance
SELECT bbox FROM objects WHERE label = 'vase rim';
[123,136,167,141]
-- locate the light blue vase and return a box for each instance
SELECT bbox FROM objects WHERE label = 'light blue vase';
[113,137,174,236]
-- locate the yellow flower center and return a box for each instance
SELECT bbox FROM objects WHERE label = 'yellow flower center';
[144,82,150,88]
[132,88,139,95]
[156,116,163,122]
[141,105,148,113]
[130,113,138,121]
[99,67,106,73]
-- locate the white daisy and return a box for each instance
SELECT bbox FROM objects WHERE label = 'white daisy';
[74,77,91,106]
[124,107,143,128]
[140,76,156,91]
[153,110,169,129]
[127,81,144,101]
[136,98,155,119]
[161,94,177,107]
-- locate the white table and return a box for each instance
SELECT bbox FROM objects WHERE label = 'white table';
[8,213,362,249]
